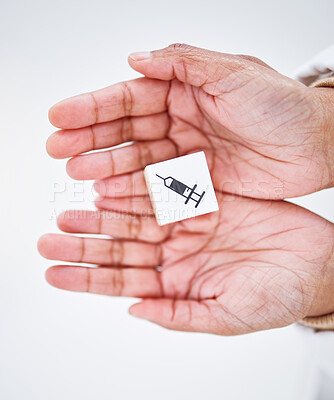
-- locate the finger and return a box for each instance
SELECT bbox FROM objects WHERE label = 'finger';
[94,170,148,198]
[66,139,177,180]
[38,233,161,267]
[129,299,229,334]
[49,78,169,129]
[57,210,171,243]
[46,112,170,159]
[128,44,262,95]
[95,196,154,216]
[46,266,162,298]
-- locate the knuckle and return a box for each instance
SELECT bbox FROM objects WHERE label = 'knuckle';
[121,117,133,142]
[108,151,115,176]
[114,241,125,266]
[128,215,142,239]
[166,43,193,54]
[128,171,135,196]
[170,300,190,325]
[86,268,91,292]
[111,269,124,296]
[155,244,163,265]
[89,126,96,150]
[79,238,85,263]
[236,54,258,62]
[120,81,134,115]
[236,54,268,69]
[137,143,153,169]
[109,240,115,265]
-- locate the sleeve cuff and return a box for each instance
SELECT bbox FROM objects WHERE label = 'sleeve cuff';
[310,76,334,88]
[300,313,334,331]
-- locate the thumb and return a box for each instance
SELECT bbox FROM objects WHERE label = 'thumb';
[129,298,238,335]
[128,43,266,94]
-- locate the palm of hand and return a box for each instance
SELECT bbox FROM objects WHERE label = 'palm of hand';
[164,72,323,199]
[47,49,326,201]
[39,193,334,335]
[147,194,332,334]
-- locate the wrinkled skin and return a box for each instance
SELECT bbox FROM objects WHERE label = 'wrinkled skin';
[46,44,334,199]
[39,44,334,335]
[38,193,334,335]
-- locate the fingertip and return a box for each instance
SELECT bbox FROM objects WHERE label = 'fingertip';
[94,180,107,196]
[45,265,65,288]
[45,265,84,291]
[39,233,79,261]
[57,211,72,232]
[48,101,70,129]
[46,133,61,159]
[48,95,96,129]
[93,181,100,194]
[48,104,59,127]
[65,156,83,180]
[94,195,116,209]
[94,195,105,209]
[38,234,62,259]
[128,51,151,63]
[128,52,156,76]
[66,153,107,180]
[45,134,54,157]
[65,157,75,178]
[45,266,55,285]
[45,265,73,290]
[129,299,161,319]
[93,180,100,192]
[129,301,146,318]
[37,234,49,257]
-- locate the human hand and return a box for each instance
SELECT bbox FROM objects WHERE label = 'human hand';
[38,193,334,335]
[47,44,334,199]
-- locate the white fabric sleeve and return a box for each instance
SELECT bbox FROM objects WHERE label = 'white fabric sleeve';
[293,45,334,85]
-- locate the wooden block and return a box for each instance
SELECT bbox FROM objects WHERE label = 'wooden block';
[144,151,219,226]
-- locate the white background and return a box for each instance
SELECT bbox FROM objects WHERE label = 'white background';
[0,1,333,399]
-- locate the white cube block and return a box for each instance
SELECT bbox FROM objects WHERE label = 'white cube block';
[144,151,219,226]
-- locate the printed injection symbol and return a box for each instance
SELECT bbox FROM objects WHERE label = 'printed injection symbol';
[156,174,205,208]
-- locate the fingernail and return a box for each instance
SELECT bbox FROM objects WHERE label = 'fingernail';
[129,51,151,61]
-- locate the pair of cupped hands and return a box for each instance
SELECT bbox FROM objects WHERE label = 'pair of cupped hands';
[38,44,334,335]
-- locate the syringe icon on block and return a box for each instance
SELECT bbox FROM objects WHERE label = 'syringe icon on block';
[156,174,205,208]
